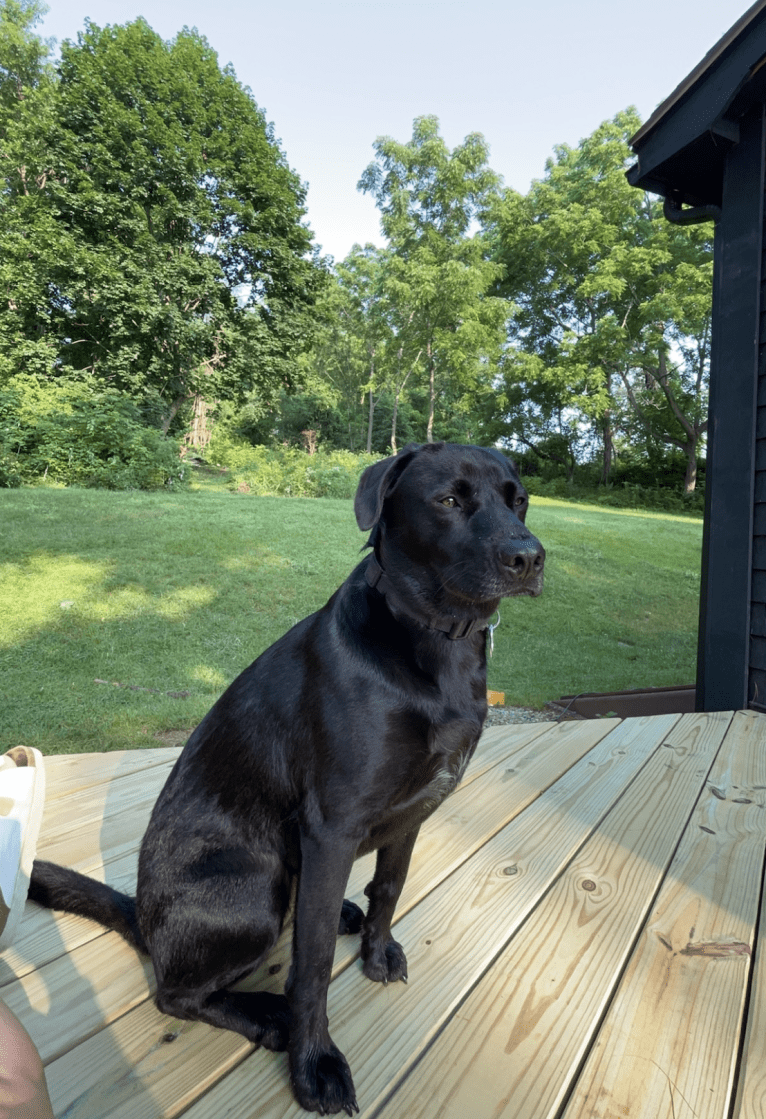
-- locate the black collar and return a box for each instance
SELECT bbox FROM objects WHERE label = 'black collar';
[364,554,492,641]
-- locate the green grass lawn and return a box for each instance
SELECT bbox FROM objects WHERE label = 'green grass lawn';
[0,475,703,754]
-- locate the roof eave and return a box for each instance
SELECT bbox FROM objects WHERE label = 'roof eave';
[628,1,766,202]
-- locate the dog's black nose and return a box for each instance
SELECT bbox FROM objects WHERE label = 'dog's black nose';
[498,539,545,583]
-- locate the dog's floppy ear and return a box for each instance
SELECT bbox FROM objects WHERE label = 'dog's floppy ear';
[354,444,422,530]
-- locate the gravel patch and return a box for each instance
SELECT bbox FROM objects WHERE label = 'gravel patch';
[484,701,583,726]
[150,709,579,749]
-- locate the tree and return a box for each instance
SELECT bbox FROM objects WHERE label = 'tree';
[358,116,507,442]
[488,109,712,492]
[332,245,392,453]
[613,220,711,493]
[484,349,588,481]
[286,249,388,453]
[0,0,52,120]
[292,244,423,454]
[0,0,60,384]
[0,16,327,427]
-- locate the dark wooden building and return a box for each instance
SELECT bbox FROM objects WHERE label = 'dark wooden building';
[628,0,766,713]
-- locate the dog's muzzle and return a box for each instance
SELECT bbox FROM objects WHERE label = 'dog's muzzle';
[498,537,545,596]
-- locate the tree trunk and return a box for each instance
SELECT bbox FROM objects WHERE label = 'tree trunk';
[601,411,613,484]
[162,393,190,436]
[683,441,698,494]
[366,386,375,454]
[600,373,614,484]
[391,349,416,455]
[426,340,435,443]
[365,351,376,454]
[183,395,214,451]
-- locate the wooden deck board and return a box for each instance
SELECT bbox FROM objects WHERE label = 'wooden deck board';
[563,708,766,1119]
[1,712,765,1118]
[378,710,733,1119]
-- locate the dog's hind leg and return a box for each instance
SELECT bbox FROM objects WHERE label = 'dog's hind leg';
[155,985,291,1052]
[145,854,293,1051]
[361,827,420,984]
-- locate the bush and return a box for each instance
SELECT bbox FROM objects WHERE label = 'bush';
[524,476,705,516]
[0,375,186,490]
[206,432,381,498]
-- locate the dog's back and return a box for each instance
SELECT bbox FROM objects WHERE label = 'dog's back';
[30,442,544,1116]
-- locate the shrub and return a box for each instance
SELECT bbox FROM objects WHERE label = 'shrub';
[524,476,704,516]
[0,375,186,490]
[206,432,381,498]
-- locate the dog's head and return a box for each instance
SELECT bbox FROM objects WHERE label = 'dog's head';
[355,442,545,614]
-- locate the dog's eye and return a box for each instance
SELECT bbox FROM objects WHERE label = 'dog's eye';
[440,496,458,508]
[515,496,527,508]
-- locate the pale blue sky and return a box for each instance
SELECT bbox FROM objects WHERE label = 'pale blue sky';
[37,0,753,262]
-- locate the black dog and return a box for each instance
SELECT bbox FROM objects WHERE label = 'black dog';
[30,442,544,1115]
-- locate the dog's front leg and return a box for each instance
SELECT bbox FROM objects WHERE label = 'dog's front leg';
[361,827,420,984]
[287,830,359,1117]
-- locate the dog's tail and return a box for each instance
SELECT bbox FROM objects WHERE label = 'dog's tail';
[29,860,147,954]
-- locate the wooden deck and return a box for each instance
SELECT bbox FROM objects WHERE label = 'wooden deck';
[2,710,766,1118]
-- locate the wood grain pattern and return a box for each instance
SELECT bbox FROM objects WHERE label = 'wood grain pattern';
[180,714,683,1118]
[375,710,732,1119]
[562,709,766,1119]
[1,754,178,985]
[43,749,181,803]
[733,826,766,1118]
[3,713,765,1119]
[38,720,615,1119]
[3,931,155,1063]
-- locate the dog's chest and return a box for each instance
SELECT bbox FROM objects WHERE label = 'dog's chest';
[393,720,478,816]
[420,741,473,810]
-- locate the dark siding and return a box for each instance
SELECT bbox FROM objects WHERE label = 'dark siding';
[697,106,764,712]
[751,223,766,712]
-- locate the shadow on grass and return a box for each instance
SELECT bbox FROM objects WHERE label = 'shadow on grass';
[0,486,704,752]
[0,487,363,753]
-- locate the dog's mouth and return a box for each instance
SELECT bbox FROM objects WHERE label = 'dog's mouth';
[503,574,544,599]
[442,541,545,605]
[439,568,544,611]
[485,570,545,602]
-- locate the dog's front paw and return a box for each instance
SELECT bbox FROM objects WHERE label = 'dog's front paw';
[290,1042,359,1116]
[361,937,408,985]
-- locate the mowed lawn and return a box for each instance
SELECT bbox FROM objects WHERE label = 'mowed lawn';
[0,481,703,754]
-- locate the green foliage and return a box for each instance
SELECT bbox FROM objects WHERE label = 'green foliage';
[524,477,704,516]
[0,0,52,119]
[207,432,381,498]
[0,14,714,498]
[229,385,422,455]
[487,109,712,493]
[0,375,186,488]
[357,117,508,443]
[0,11,326,426]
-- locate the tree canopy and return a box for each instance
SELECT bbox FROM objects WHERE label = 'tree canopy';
[0,9,327,428]
[486,109,712,492]
[0,6,714,502]
[358,116,508,443]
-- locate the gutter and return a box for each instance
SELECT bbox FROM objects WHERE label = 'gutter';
[663,192,721,225]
